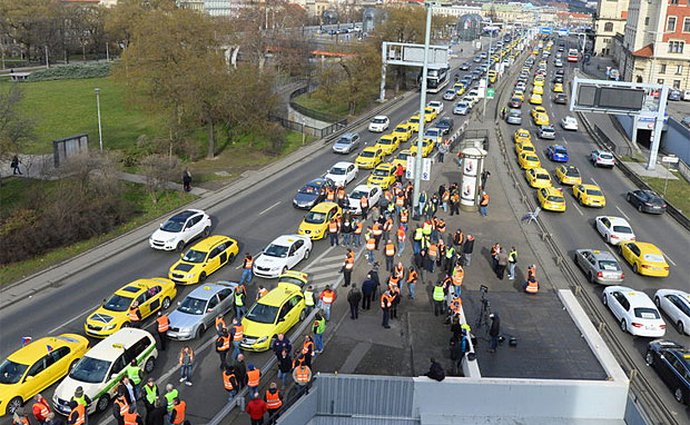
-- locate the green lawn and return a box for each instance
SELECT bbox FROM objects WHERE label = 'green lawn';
[1,77,163,154]
[642,175,690,214]
[292,93,350,120]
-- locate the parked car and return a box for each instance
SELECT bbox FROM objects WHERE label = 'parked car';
[645,339,690,404]
[459,62,471,70]
[293,178,334,209]
[594,216,636,245]
[324,161,358,187]
[668,89,682,101]
[442,89,456,101]
[332,132,361,154]
[436,117,454,135]
[626,189,667,214]
[574,249,625,284]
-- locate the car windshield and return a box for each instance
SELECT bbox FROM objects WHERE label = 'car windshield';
[395,127,407,132]
[410,118,419,124]
[536,173,549,180]
[566,168,580,177]
[178,297,207,315]
[509,111,521,117]
[360,151,375,158]
[182,249,207,263]
[612,225,633,234]
[373,169,389,177]
[372,118,387,124]
[457,103,468,108]
[599,153,613,160]
[69,356,110,384]
[425,131,439,137]
[598,260,620,271]
[161,216,186,233]
[526,155,538,161]
[586,189,603,196]
[245,303,279,324]
[264,243,289,258]
[335,138,352,145]
[328,167,346,175]
[634,308,660,320]
[643,254,665,263]
[554,147,566,153]
[379,138,394,145]
[104,294,133,312]
[298,184,319,195]
[305,211,327,224]
[547,195,564,202]
[0,359,28,384]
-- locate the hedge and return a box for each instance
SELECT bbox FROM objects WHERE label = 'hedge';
[26,63,111,82]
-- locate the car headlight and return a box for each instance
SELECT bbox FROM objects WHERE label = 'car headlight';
[186,273,196,279]
[179,327,192,335]
[103,324,117,331]
[270,266,281,271]
[256,336,268,344]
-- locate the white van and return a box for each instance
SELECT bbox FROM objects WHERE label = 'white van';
[683,90,690,101]
[52,328,157,415]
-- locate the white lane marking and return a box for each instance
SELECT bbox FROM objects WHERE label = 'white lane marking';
[665,253,677,266]
[614,205,631,221]
[48,303,100,334]
[302,245,338,272]
[355,175,368,186]
[571,202,584,216]
[606,247,623,261]
[259,201,281,216]
[590,177,599,186]
[562,136,568,146]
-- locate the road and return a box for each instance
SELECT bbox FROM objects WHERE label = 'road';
[496,38,690,421]
[0,39,493,424]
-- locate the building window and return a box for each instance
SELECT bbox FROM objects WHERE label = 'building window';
[660,63,667,74]
[684,17,690,32]
[669,41,685,53]
[671,0,678,4]
[674,80,681,89]
[604,22,614,32]
[657,78,665,85]
[667,16,677,32]
[645,17,650,26]
[676,65,684,74]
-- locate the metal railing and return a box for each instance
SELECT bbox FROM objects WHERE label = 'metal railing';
[269,114,347,139]
[289,84,348,124]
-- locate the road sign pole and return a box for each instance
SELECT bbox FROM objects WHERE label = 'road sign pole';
[647,85,668,170]
[413,3,432,219]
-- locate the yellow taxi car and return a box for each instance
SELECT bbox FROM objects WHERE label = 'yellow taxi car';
[573,183,606,208]
[375,134,400,156]
[391,124,413,143]
[85,278,177,337]
[514,129,532,144]
[240,281,307,352]
[355,146,384,169]
[410,138,435,158]
[298,202,342,240]
[555,165,582,186]
[533,76,545,87]
[391,149,412,170]
[518,152,541,170]
[538,187,566,212]
[368,163,397,189]
[488,70,497,84]
[169,235,239,285]
[423,107,437,122]
[619,241,670,277]
[553,83,564,93]
[513,90,525,101]
[525,167,553,188]
[532,85,544,95]
[453,83,466,96]
[529,94,543,105]
[407,117,420,133]
[531,107,547,119]
[0,334,89,415]
[515,140,536,156]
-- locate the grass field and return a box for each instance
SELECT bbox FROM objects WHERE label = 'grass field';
[292,93,350,120]
[1,77,163,154]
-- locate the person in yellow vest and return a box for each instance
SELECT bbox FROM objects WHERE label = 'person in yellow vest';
[222,365,239,401]
[155,312,170,351]
[215,329,230,370]
[125,359,143,399]
[246,364,261,395]
[141,378,158,415]
[71,386,91,408]
[230,317,244,361]
[384,239,396,272]
[303,285,316,315]
[127,302,142,328]
[112,388,129,425]
[293,362,313,387]
[169,398,186,425]
[66,401,85,425]
[264,382,283,417]
[432,280,446,316]
[524,276,539,294]
[234,284,247,319]
[123,405,143,425]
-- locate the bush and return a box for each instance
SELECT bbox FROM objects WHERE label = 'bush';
[26,63,111,82]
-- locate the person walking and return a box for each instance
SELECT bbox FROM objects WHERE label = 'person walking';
[371,221,383,249]
[384,239,396,272]
[508,247,518,280]
[230,318,244,361]
[341,249,354,287]
[380,289,394,329]
[496,248,509,280]
[276,349,293,388]
[303,285,316,315]
[222,365,239,402]
[491,242,501,273]
[396,224,406,256]
[489,313,501,353]
[10,155,22,175]
[479,191,490,217]
[432,280,446,316]
[312,312,326,353]
[449,190,460,216]
[462,234,475,267]
[215,329,230,370]
[481,170,491,191]
[438,141,448,163]
[301,335,315,367]
[66,401,84,425]
[234,285,247,319]
[271,333,292,360]
[246,364,261,395]
[361,274,376,311]
[182,168,192,192]
[347,284,362,319]
[245,392,268,425]
[407,266,418,300]
[155,312,169,351]
[239,253,254,286]
[178,346,194,386]
[32,394,52,425]
[318,285,336,321]
[215,314,227,335]
[264,383,283,418]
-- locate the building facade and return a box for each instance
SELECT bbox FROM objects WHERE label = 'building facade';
[593,0,629,56]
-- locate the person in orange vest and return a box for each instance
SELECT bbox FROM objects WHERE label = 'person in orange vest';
[396,224,406,256]
[328,216,340,247]
[353,218,364,247]
[169,398,186,425]
[112,388,129,425]
[12,408,30,425]
[449,295,463,318]
[264,382,283,417]
[359,194,369,218]
[222,365,239,401]
[427,242,438,273]
[407,266,419,300]
[336,186,346,206]
[382,216,394,242]
[123,405,143,425]
[239,253,254,286]
[451,264,464,298]
[371,222,383,249]
[527,264,537,281]
[31,394,51,425]
[229,317,244,361]
[214,314,226,336]
[380,289,394,329]
[524,276,539,294]
[215,328,230,370]
[394,192,406,217]
[479,191,490,217]
[128,302,142,328]
[325,186,335,202]
[384,239,396,271]
[399,207,409,231]
[301,335,315,367]
[365,231,376,265]
[66,401,85,425]
[293,362,313,387]
[389,283,401,320]
[340,249,355,287]
[246,364,261,395]
[155,312,170,351]
[319,285,337,321]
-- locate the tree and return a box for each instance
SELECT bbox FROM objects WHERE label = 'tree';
[0,0,62,63]
[0,84,34,161]
[139,154,180,204]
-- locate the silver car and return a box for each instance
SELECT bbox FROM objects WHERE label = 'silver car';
[574,249,624,285]
[167,281,238,340]
[332,132,361,154]
[506,109,522,125]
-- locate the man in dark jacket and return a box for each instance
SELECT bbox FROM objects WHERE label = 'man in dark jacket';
[361,276,376,310]
[145,398,166,425]
[347,284,363,319]
[489,313,500,353]
[232,353,247,389]
[425,358,445,381]
[271,334,292,360]
[462,234,475,267]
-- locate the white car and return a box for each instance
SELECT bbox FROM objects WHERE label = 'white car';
[346,184,382,215]
[561,116,578,131]
[465,89,480,105]
[324,161,358,187]
[595,216,636,245]
[253,234,312,278]
[423,127,443,144]
[427,101,444,114]
[442,89,456,101]
[368,115,390,132]
[654,289,690,335]
[602,286,666,337]
[591,149,616,168]
[453,101,471,115]
[149,209,212,251]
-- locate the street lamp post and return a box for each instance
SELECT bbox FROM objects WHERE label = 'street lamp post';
[95,88,103,152]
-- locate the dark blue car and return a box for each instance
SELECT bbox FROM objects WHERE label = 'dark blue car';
[292,178,334,209]
[546,145,569,163]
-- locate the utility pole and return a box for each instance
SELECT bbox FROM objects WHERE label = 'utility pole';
[482,11,493,121]
[413,2,433,218]
[95,88,104,152]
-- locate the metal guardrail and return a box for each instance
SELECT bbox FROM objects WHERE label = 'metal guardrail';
[493,52,680,425]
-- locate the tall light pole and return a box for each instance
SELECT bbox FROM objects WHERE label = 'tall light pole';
[95,88,103,152]
[412,2,433,217]
[481,8,494,121]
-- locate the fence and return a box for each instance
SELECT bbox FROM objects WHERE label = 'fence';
[289,85,348,124]
[269,115,347,139]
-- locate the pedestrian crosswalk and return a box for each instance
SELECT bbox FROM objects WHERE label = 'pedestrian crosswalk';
[302,245,366,290]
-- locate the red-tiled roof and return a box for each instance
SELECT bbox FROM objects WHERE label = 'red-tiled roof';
[633,44,654,58]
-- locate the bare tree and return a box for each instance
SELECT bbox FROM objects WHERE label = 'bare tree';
[139,154,181,204]
[0,84,34,161]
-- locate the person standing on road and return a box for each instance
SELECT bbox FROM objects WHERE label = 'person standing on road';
[303,285,316,315]
[481,170,491,191]
[239,253,254,286]
[301,336,315,367]
[271,333,292,360]
[264,383,283,418]
[182,168,192,192]
[347,284,362,319]
[234,285,247,319]
[276,349,293,389]
[125,359,143,400]
[508,247,518,280]
[319,285,336,321]
[232,354,247,390]
[407,266,418,300]
[155,312,169,351]
[312,312,326,353]
[371,221,383,249]
[432,280,446,316]
[496,248,509,280]
[361,274,376,311]
[380,289,394,329]
[145,398,166,425]
[341,249,354,287]
[489,313,501,353]
[142,378,158,416]
[32,394,51,425]
[128,302,142,328]
[222,365,239,402]
[215,329,230,370]
[163,384,178,415]
[178,346,194,386]
[246,364,262,395]
[341,214,353,246]
[449,190,460,216]
[245,392,267,425]
[384,239,396,271]
[230,318,244,361]
[462,234,475,267]
[124,405,143,425]
[396,224,406,256]
[169,398,186,425]
[438,141,448,163]
[479,191,490,217]
[360,194,369,219]
[328,217,340,247]
[112,388,129,425]
[491,242,501,273]
[353,218,363,247]
[365,230,376,265]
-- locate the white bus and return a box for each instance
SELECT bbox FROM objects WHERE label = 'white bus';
[422,65,450,94]
[567,48,579,63]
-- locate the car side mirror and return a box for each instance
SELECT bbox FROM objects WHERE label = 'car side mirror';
[24,376,34,382]
[159,223,164,229]
[111,373,118,380]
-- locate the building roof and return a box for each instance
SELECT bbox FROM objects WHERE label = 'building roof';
[633,44,654,58]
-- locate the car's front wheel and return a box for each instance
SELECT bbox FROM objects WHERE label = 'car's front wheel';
[6,397,23,416]
[202,226,211,237]
[176,241,185,252]
[645,351,654,366]
[198,272,207,283]
[620,319,627,333]
[674,388,686,404]
[196,325,206,339]
[144,356,156,373]
[96,395,110,413]
[304,250,310,260]
[162,297,171,310]
[678,321,685,335]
